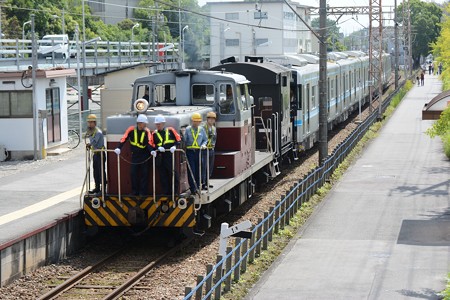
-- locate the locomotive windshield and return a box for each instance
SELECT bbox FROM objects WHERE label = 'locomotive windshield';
[218,84,235,114]
[154,84,176,105]
[192,84,215,105]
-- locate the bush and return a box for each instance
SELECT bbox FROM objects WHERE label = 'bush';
[426,106,450,159]
[443,132,450,159]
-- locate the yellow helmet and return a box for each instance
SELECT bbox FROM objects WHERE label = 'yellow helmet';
[191,112,202,121]
[87,114,97,122]
[207,111,216,119]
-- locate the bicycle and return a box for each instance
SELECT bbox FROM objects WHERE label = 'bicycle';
[68,129,81,149]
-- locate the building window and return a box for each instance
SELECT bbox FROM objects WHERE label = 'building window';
[256,38,269,46]
[284,12,294,20]
[254,11,268,19]
[225,39,240,47]
[225,12,239,20]
[0,91,32,118]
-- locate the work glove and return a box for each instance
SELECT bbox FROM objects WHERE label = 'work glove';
[201,145,207,150]
[151,150,157,157]
[158,146,166,152]
[114,148,121,155]
[85,143,91,150]
[170,146,176,153]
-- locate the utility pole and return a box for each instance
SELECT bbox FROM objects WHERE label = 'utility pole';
[368,0,382,116]
[31,14,39,160]
[394,0,399,89]
[407,0,412,77]
[318,0,328,164]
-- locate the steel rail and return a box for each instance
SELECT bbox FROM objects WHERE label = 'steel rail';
[38,247,126,300]
[102,238,193,300]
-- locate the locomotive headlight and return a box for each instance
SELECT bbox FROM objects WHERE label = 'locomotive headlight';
[91,197,101,209]
[178,198,187,210]
[134,98,149,113]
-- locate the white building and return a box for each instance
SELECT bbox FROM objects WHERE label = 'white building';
[0,69,75,160]
[88,0,140,24]
[208,0,313,67]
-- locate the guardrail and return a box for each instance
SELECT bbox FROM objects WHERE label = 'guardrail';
[183,82,406,300]
[0,39,179,70]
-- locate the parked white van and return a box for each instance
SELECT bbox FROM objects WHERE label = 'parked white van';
[38,34,70,59]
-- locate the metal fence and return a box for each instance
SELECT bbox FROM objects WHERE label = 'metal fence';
[67,108,101,133]
[0,39,179,71]
[183,82,406,300]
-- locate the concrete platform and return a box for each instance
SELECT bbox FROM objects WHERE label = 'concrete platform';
[246,75,450,300]
[0,148,87,286]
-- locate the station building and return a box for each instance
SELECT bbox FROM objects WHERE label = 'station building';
[0,68,75,160]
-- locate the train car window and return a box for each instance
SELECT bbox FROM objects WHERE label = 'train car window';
[154,84,176,105]
[192,84,215,105]
[218,84,235,114]
[330,79,334,101]
[311,85,316,108]
[282,76,288,87]
[237,84,249,111]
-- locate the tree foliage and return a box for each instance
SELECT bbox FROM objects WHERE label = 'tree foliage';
[396,0,442,66]
[311,17,346,52]
[432,4,450,90]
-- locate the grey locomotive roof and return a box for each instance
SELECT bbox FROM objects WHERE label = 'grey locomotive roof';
[133,70,248,85]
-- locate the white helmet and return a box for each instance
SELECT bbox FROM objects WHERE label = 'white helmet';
[136,114,148,124]
[154,115,166,124]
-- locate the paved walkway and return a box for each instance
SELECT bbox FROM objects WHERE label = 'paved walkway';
[246,75,450,300]
[0,147,85,245]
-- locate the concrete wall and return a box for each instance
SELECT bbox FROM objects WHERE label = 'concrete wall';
[0,211,85,287]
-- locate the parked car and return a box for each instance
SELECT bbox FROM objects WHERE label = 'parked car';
[38,34,70,59]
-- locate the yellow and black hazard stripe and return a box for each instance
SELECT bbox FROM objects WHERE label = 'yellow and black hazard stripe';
[83,195,196,228]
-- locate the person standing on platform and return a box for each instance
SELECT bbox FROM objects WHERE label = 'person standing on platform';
[420,72,425,86]
[85,114,106,195]
[114,114,156,196]
[152,115,181,195]
[201,112,217,190]
[183,112,207,194]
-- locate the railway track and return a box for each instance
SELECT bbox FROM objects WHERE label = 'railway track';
[38,238,192,300]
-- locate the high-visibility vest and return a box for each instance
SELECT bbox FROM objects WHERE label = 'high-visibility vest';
[130,129,147,149]
[155,128,176,147]
[204,125,215,149]
[186,128,200,149]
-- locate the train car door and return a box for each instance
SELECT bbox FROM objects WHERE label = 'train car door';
[305,83,310,134]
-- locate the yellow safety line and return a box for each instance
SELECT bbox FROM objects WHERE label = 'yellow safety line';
[0,187,80,226]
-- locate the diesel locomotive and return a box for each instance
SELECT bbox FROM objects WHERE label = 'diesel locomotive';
[82,51,391,232]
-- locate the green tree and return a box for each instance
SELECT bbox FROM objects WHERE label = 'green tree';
[311,17,346,52]
[396,0,442,67]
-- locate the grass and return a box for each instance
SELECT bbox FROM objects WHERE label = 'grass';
[218,82,414,300]
[440,273,450,299]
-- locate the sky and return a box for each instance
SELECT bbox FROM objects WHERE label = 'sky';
[198,0,447,35]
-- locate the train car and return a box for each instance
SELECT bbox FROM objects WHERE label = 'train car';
[213,51,391,154]
[83,70,278,231]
